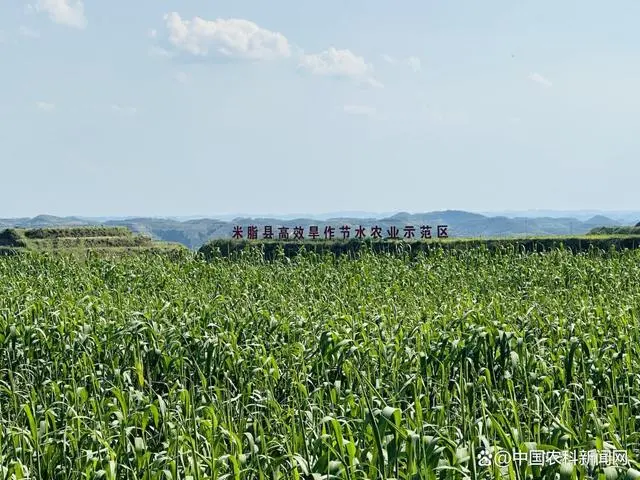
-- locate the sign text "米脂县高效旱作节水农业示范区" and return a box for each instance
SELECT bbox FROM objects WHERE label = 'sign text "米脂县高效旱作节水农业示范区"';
[230,224,449,240]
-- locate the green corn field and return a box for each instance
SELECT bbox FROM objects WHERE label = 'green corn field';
[1,247,640,479]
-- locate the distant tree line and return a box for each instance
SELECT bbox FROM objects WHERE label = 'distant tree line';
[588,225,640,235]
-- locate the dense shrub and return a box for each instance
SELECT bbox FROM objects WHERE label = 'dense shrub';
[24,226,132,239]
[199,236,640,260]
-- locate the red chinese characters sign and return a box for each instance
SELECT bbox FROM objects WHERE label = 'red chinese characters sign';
[231,224,449,240]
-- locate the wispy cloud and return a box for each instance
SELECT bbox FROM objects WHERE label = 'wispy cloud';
[426,109,470,126]
[32,0,87,29]
[19,26,40,38]
[381,54,421,72]
[111,105,137,116]
[35,101,55,111]
[381,54,396,65]
[529,72,552,88]
[149,46,174,59]
[406,56,421,73]
[343,104,377,116]
[174,71,189,84]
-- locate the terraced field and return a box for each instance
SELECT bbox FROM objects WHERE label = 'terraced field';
[1,247,640,478]
[0,227,184,256]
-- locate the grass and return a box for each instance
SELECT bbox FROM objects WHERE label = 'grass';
[0,247,640,478]
[0,227,184,257]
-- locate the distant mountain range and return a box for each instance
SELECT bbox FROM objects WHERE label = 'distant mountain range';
[479,210,640,222]
[0,211,634,250]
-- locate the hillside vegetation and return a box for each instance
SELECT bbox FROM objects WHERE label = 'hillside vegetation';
[23,226,131,239]
[589,226,640,235]
[0,227,184,256]
[200,235,640,259]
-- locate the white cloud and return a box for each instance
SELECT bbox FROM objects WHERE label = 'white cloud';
[111,105,137,115]
[163,12,291,60]
[33,0,87,29]
[175,71,189,84]
[19,26,40,38]
[529,72,552,88]
[343,104,377,116]
[35,101,55,111]
[148,28,157,39]
[407,56,421,72]
[157,12,381,88]
[299,47,369,76]
[299,47,382,87]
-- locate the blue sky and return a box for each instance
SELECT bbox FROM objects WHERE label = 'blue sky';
[1,0,639,217]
